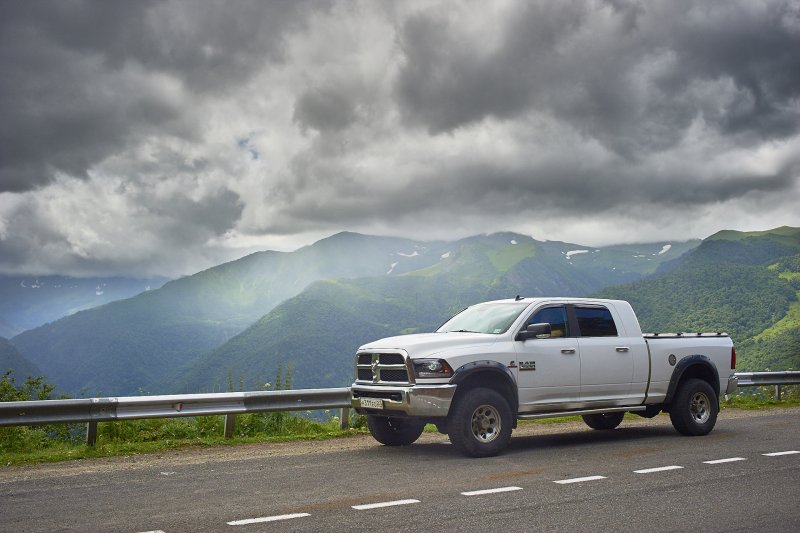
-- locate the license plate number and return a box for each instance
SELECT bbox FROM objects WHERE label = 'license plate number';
[360,397,383,410]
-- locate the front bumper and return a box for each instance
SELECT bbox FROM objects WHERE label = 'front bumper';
[351,383,457,418]
[725,375,738,397]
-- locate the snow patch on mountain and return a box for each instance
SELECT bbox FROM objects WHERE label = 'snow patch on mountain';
[565,250,589,259]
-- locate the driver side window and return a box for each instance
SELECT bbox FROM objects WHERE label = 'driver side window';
[526,306,570,338]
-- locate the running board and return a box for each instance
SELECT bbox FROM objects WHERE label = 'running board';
[517,405,646,420]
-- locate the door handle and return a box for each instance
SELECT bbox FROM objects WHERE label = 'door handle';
[561,348,576,354]
[616,347,630,352]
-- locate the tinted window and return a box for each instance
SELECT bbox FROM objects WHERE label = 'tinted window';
[575,306,618,337]
[526,306,569,338]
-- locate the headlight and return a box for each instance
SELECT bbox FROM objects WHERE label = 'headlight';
[413,359,454,378]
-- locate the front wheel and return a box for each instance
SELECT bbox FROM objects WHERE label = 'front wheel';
[669,378,718,436]
[366,415,425,446]
[448,388,513,458]
[582,412,625,430]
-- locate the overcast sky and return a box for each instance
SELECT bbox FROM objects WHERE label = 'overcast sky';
[1,0,799,277]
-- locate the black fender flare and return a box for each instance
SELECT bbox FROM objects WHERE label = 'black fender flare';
[449,360,519,419]
[664,354,720,405]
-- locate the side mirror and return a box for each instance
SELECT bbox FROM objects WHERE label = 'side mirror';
[515,322,551,341]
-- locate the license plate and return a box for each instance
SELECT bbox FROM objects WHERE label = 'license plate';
[360,397,383,410]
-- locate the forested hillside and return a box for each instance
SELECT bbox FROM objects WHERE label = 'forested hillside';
[0,337,42,381]
[598,227,800,371]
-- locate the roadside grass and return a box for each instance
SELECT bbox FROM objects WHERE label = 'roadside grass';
[1,412,369,466]
[722,385,800,409]
[2,386,798,467]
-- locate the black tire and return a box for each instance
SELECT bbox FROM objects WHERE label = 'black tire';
[669,378,718,436]
[448,388,513,458]
[582,412,625,430]
[366,415,425,446]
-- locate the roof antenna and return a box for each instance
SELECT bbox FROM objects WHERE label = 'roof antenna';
[515,295,524,301]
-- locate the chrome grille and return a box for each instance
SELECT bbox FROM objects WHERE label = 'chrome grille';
[354,352,412,384]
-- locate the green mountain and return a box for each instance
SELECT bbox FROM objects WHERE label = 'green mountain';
[0,275,169,338]
[9,231,697,396]
[173,233,698,392]
[598,227,800,371]
[0,337,42,381]
[9,232,443,395]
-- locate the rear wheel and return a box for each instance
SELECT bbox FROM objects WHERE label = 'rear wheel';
[582,412,625,430]
[448,388,512,458]
[669,378,718,436]
[366,415,425,446]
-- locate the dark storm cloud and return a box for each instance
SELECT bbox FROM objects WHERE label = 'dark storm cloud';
[0,0,320,192]
[394,0,800,155]
[272,148,800,232]
[293,86,358,133]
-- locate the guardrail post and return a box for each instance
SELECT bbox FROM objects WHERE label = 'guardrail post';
[339,407,350,430]
[224,413,236,439]
[86,421,98,447]
[776,385,782,401]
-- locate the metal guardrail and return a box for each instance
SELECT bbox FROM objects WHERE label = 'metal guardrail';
[0,388,351,446]
[734,371,800,401]
[734,371,800,387]
[1,372,798,447]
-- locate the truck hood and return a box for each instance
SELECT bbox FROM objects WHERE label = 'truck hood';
[358,332,499,359]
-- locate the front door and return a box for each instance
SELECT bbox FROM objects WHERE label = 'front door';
[514,305,581,412]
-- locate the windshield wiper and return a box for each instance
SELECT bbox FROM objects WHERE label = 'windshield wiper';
[450,329,480,333]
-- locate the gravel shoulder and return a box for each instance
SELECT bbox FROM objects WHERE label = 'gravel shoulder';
[2,406,797,483]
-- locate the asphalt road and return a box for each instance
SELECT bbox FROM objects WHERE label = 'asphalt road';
[1,408,798,532]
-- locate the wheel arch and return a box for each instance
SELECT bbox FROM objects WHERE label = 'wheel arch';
[664,355,720,407]
[449,360,518,426]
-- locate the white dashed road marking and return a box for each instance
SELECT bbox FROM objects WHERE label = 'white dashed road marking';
[227,513,311,526]
[763,450,800,457]
[352,499,420,511]
[141,448,800,531]
[703,457,747,465]
[633,465,684,474]
[553,475,606,484]
[461,486,523,496]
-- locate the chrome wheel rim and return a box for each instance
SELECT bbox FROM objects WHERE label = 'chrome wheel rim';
[471,404,501,443]
[689,391,711,423]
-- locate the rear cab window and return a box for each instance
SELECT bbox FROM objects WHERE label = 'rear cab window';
[574,306,618,337]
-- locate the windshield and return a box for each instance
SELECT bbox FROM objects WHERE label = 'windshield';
[437,302,529,334]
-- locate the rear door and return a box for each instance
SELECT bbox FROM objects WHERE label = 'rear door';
[575,304,635,405]
[514,304,581,411]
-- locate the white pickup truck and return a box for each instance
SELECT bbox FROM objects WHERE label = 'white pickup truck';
[351,297,738,457]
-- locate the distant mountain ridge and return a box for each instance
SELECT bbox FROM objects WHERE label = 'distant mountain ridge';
[0,275,169,338]
[9,231,697,395]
